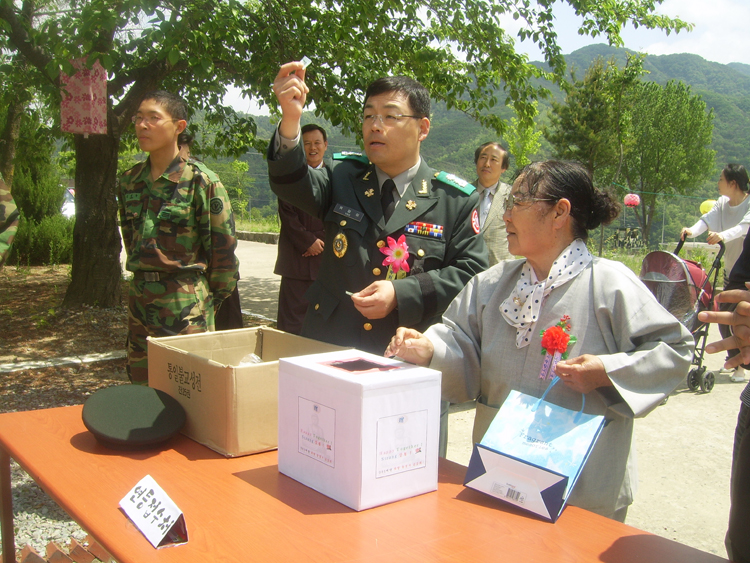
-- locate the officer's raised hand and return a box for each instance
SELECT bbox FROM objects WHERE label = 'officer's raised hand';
[273,61,309,138]
[351,281,397,319]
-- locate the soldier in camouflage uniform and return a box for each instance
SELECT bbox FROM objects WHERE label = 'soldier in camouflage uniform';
[119,91,238,384]
[0,175,19,268]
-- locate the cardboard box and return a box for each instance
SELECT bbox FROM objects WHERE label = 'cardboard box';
[147,327,344,457]
[277,349,441,511]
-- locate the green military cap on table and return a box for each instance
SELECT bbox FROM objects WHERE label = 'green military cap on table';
[82,385,186,449]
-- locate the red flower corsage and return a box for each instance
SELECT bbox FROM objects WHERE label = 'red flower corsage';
[539,315,577,380]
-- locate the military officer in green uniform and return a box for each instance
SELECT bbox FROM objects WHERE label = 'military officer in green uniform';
[0,174,19,268]
[119,91,238,384]
[269,62,488,355]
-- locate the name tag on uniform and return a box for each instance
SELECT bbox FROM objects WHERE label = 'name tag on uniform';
[334,204,363,222]
[125,193,141,202]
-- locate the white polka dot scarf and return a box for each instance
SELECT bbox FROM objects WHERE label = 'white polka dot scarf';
[500,238,592,348]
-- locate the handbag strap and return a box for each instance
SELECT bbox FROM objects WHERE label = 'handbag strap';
[533,376,586,423]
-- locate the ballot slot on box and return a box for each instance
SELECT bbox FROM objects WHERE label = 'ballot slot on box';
[277,349,441,511]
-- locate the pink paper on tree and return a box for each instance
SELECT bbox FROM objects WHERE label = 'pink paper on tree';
[61,59,108,135]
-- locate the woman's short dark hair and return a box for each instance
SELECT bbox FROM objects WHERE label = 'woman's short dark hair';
[515,161,621,240]
[364,76,430,118]
[723,163,749,192]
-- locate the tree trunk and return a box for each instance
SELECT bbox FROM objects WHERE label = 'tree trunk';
[62,130,122,308]
[0,97,23,188]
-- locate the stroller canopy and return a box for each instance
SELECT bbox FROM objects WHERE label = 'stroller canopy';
[639,251,712,331]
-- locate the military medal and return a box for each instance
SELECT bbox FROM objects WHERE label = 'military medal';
[333,233,348,258]
[405,221,444,240]
[405,200,417,211]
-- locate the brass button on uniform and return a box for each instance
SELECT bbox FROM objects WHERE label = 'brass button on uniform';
[363,323,373,331]
[417,249,425,257]
[314,303,320,310]
[377,240,386,248]
[340,220,347,227]
[372,268,381,276]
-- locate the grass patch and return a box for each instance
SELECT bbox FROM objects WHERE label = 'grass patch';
[236,217,279,233]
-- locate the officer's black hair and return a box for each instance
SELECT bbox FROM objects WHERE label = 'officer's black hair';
[514,160,620,241]
[474,142,510,169]
[140,90,189,122]
[301,123,327,142]
[364,76,430,119]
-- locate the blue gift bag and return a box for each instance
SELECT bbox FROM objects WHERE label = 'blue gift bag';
[464,377,605,522]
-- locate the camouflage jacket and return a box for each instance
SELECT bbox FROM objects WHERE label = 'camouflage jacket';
[118,155,238,304]
[0,177,19,268]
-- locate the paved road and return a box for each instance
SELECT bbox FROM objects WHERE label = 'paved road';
[235,239,281,322]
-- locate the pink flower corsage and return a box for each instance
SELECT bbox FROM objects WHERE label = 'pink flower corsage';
[538,315,577,380]
[380,234,410,280]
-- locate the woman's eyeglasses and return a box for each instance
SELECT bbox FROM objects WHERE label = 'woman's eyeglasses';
[503,193,555,211]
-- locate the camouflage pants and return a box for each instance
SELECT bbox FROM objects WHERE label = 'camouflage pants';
[127,273,215,384]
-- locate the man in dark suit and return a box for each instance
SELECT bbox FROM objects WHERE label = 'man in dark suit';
[273,124,328,334]
[268,61,488,354]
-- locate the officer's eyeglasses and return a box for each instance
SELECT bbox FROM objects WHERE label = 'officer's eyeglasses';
[360,114,423,127]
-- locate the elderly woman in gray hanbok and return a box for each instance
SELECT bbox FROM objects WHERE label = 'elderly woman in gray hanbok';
[386,161,694,521]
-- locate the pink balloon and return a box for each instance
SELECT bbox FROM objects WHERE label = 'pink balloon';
[624,193,641,207]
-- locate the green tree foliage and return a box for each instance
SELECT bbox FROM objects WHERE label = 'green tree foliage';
[505,102,542,168]
[623,80,715,242]
[544,55,646,183]
[10,214,74,266]
[0,0,689,307]
[0,84,64,223]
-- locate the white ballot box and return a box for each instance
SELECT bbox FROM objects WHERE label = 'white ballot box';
[277,349,441,511]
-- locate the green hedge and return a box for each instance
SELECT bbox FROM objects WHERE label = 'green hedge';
[9,214,74,265]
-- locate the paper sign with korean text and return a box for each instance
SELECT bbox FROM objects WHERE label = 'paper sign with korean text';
[119,474,188,548]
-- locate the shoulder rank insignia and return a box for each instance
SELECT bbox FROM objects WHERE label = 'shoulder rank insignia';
[193,161,221,183]
[433,171,476,195]
[333,151,370,165]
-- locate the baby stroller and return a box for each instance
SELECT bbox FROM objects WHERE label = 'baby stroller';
[639,239,725,393]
